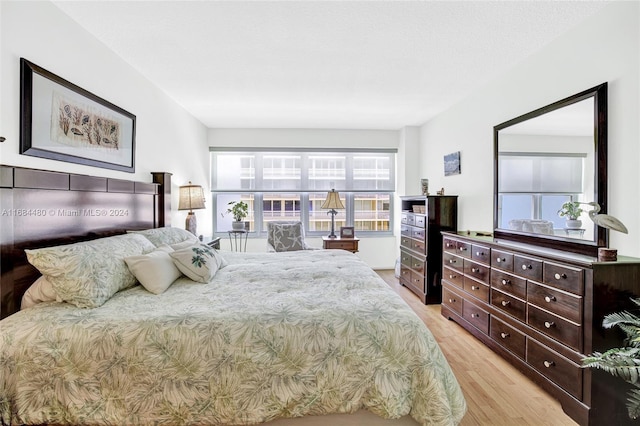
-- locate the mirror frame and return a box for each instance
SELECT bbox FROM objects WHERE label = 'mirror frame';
[493,83,607,257]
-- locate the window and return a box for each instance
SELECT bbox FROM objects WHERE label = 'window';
[211,149,396,235]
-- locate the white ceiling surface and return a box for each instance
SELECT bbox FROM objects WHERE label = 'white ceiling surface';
[52,1,607,130]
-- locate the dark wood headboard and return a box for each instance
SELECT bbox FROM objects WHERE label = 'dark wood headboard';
[0,165,172,319]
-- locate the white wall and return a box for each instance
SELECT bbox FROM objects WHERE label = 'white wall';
[208,128,402,268]
[420,2,640,257]
[0,1,211,235]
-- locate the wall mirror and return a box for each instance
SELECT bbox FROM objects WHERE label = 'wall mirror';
[494,83,607,256]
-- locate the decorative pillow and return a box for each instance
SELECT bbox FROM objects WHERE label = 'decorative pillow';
[25,233,155,308]
[124,245,182,294]
[171,239,198,251]
[169,243,227,283]
[128,227,197,247]
[21,276,59,310]
[267,221,307,252]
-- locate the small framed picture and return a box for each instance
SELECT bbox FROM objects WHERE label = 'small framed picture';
[340,226,355,238]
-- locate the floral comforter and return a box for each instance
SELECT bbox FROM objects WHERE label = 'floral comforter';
[0,250,466,425]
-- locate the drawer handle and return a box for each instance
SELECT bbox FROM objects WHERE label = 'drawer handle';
[402,271,408,275]
[544,295,556,303]
[413,279,420,283]
[471,313,479,318]
[413,263,421,268]
[496,257,504,263]
[449,298,456,303]
[459,247,467,251]
[501,279,510,285]
[521,264,532,270]
[554,273,567,280]
[402,257,408,261]
[500,332,509,339]
[449,259,456,264]
[446,243,452,248]
[501,300,510,307]
[544,321,555,329]
[471,267,479,273]
[543,360,555,368]
[476,251,484,256]
[471,285,478,291]
[449,274,456,279]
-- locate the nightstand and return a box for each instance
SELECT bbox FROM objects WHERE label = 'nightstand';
[322,236,359,253]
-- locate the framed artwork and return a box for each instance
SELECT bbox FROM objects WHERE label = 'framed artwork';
[340,226,355,238]
[444,151,461,176]
[20,58,136,172]
[421,178,429,195]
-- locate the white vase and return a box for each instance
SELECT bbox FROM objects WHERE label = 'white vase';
[232,221,245,231]
[565,219,582,229]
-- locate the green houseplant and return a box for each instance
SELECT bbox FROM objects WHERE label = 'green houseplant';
[583,298,640,420]
[558,201,584,229]
[225,201,248,230]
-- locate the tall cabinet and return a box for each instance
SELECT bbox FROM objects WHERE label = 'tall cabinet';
[399,196,457,304]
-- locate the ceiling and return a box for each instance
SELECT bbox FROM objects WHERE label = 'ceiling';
[52,1,607,130]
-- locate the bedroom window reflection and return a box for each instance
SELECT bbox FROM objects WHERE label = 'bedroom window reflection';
[211,149,396,235]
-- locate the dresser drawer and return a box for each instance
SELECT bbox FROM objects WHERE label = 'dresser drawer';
[412,227,426,241]
[401,224,411,237]
[456,241,472,259]
[527,281,582,324]
[414,215,426,228]
[463,299,489,334]
[514,254,543,281]
[399,264,412,283]
[443,265,463,289]
[490,269,526,300]
[491,289,526,322]
[528,305,581,351]
[400,235,412,249]
[443,252,463,272]
[527,338,583,399]
[408,270,425,292]
[443,238,458,253]
[464,259,490,284]
[463,278,489,303]
[543,261,584,295]
[442,286,463,316]
[412,239,426,254]
[410,255,425,275]
[491,249,514,272]
[490,316,525,359]
[471,244,491,265]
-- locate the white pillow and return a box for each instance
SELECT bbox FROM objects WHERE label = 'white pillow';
[128,227,197,247]
[25,233,156,308]
[21,276,59,310]
[170,243,227,283]
[124,245,182,294]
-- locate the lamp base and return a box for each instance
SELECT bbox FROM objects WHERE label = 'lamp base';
[185,212,197,235]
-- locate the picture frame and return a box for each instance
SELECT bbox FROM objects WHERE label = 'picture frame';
[340,226,355,238]
[444,151,461,176]
[20,58,136,172]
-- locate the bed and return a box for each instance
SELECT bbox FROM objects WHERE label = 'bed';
[0,166,466,426]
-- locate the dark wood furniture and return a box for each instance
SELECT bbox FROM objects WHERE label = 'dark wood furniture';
[441,231,640,425]
[322,236,359,253]
[399,196,457,304]
[0,165,170,319]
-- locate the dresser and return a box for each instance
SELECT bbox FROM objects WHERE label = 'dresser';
[399,196,457,304]
[441,231,640,425]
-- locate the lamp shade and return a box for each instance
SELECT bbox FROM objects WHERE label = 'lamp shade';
[321,189,345,210]
[178,182,205,211]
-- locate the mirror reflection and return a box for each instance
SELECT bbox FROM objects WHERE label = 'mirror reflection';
[496,97,596,242]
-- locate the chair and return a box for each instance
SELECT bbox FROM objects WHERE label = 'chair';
[266,221,313,252]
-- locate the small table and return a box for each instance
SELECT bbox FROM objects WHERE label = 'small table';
[322,236,359,253]
[228,230,248,252]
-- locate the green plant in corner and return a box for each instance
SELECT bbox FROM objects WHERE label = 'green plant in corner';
[224,201,248,222]
[557,201,583,220]
[583,298,640,420]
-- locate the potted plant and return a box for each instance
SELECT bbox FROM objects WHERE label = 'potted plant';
[224,201,248,230]
[583,299,640,420]
[558,201,583,229]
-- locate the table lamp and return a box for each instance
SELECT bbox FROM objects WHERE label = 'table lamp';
[178,181,205,235]
[321,189,344,238]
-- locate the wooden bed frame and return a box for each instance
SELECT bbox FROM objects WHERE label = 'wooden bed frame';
[0,165,171,319]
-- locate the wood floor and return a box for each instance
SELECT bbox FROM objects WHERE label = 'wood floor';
[376,270,578,426]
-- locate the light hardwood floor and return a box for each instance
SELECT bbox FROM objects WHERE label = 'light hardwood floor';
[376,270,578,426]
